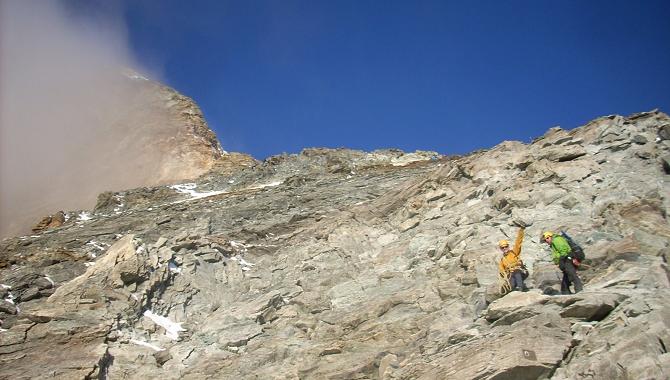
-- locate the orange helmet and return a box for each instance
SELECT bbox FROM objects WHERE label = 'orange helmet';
[498,240,510,248]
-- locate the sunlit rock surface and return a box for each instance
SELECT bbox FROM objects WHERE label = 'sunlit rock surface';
[1,110,669,379]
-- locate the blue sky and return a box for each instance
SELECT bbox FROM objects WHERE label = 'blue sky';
[121,1,669,159]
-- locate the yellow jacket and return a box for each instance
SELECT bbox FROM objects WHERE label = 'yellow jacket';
[498,228,525,276]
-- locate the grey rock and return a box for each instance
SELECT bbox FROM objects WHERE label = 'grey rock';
[608,141,632,152]
[483,290,549,322]
[553,293,670,380]
[447,328,481,345]
[631,134,648,144]
[154,349,172,366]
[541,145,588,162]
[491,303,562,327]
[156,216,172,226]
[154,237,168,249]
[399,218,420,232]
[378,353,399,379]
[558,292,627,321]
[635,149,653,159]
[390,312,573,379]
[18,287,42,302]
[510,209,533,227]
[560,196,580,209]
[662,155,670,174]
[1,110,670,379]
[658,124,670,140]
[32,277,54,290]
[0,300,17,314]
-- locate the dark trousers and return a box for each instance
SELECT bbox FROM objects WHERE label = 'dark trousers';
[559,257,583,294]
[509,270,526,291]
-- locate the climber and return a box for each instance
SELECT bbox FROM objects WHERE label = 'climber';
[542,231,583,294]
[498,227,528,293]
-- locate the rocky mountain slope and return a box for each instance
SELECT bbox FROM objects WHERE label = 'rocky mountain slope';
[1,72,254,239]
[1,110,669,379]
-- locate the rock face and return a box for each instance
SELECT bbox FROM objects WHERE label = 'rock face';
[31,211,66,233]
[0,73,255,239]
[1,110,669,379]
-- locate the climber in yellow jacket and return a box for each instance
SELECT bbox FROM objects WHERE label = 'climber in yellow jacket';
[498,227,528,292]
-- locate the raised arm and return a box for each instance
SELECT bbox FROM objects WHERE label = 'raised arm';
[512,227,525,257]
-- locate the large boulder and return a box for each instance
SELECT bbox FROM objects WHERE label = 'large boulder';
[389,312,573,379]
[483,290,549,322]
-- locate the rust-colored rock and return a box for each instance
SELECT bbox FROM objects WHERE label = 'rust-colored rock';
[31,210,65,233]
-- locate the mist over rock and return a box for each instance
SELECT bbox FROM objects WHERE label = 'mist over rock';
[0,1,255,239]
[0,73,251,239]
[1,110,669,379]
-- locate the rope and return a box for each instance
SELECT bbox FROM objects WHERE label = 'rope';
[498,272,512,294]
